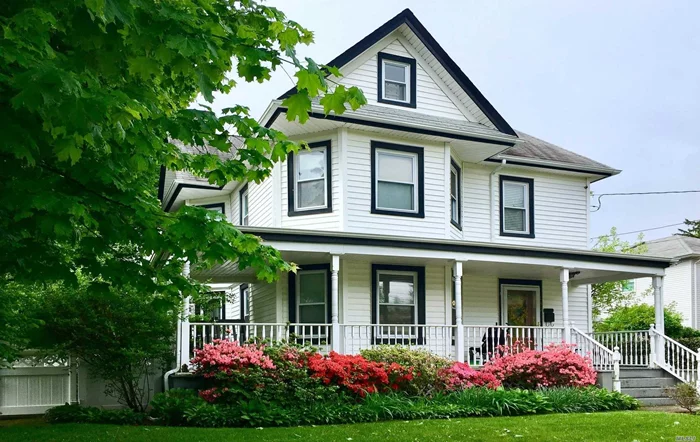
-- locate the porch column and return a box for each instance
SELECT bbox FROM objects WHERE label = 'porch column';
[331,255,341,353]
[453,261,464,363]
[652,276,665,363]
[560,268,571,342]
[179,261,191,368]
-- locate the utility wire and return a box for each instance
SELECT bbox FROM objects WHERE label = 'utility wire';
[589,222,686,241]
[591,190,700,212]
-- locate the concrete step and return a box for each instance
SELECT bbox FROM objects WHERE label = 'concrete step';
[623,387,669,398]
[637,397,676,407]
[621,377,677,389]
[619,368,672,379]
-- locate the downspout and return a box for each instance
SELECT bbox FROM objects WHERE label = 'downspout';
[489,159,507,242]
[694,259,700,329]
[163,318,182,391]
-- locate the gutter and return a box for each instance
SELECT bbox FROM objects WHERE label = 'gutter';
[489,159,507,242]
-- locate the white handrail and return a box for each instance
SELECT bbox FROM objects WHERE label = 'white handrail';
[571,326,615,372]
[649,325,700,388]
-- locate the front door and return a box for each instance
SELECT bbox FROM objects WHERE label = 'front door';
[500,284,540,326]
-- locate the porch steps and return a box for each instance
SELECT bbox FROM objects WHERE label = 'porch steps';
[619,368,679,406]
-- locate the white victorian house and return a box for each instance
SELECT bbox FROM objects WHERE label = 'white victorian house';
[159,9,698,401]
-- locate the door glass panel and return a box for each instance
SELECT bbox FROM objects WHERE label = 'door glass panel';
[506,289,537,326]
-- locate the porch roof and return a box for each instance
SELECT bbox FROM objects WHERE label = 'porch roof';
[191,227,673,285]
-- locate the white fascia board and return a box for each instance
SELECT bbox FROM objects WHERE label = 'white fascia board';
[493,155,621,177]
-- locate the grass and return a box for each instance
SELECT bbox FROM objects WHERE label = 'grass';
[1,411,698,442]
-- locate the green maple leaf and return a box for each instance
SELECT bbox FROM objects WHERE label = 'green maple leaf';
[295,69,323,97]
[282,91,311,123]
[319,85,348,115]
[54,139,82,164]
[346,86,367,110]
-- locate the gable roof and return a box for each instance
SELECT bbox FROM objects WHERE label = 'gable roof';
[278,8,516,136]
[642,235,700,259]
[486,131,620,177]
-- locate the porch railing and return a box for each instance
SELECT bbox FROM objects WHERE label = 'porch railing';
[570,327,615,372]
[189,322,332,358]
[649,326,700,387]
[590,330,651,367]
[463,325,565,366]
[342,324,455,359]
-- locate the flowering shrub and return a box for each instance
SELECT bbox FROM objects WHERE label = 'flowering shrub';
[480,343,597,389]
[191,340,275,378]
[307,352,413,397]
[361,346,452,396]
[437,362,501,391]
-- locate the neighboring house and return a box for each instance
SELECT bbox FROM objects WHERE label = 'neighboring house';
[159,9,672,368]
[632,236,700,329]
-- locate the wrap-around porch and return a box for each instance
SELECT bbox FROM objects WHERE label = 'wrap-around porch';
[179,228,682,377]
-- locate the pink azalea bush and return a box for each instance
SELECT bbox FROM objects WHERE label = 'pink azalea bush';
[480,343,597,389]
[438,362,501,391]
[191,339,275,378]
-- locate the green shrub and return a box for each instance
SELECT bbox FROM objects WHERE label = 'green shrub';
[677,336,700,351]
[149,389,206,426]
[664,383,699,413]
[169,387,639,428]
[45,403,146,425]
[360,346,451,396]
[594,304,686,338]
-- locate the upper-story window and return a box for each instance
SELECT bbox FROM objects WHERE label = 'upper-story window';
[377,53,417,108]
[287,141,332,216]
[370,141,424,218]
[196,203,225,215]
[450,160,461,229]
[239,184,249,225]
[500,175,535,238]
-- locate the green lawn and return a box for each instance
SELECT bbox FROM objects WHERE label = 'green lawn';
[1,411,697,442]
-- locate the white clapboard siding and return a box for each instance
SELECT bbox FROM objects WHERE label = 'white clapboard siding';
[345,131,447,238]
[461,163,589,249]
[280,134,342,230]
[343,260,372,324]
[224,284,241,320]
[250,281,277,323]
[339,38,470,121]
[425,265,447,324]
[248,177,273,228]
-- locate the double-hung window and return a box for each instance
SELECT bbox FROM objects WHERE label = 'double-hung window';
[239,185,249,226]
[371,141,424,217]
[377,53,416,108]
[500,176,535,238]
[372,264,425,343]
[296,269,328,324]
[450,160,461,228]
[287,141,332,216]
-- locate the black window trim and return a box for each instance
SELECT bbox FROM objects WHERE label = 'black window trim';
[238,184,249,225]
[450,158,462,230]
[287,264,332,324]
[499,175,535,238]
[377,52,417,108]
[239,283,249,321]
[370,141,425,218]
[371,264,426,344]
[196,202,226,215]
[287,140,333,217]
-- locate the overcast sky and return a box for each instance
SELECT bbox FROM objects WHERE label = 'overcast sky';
[211,0,700,246]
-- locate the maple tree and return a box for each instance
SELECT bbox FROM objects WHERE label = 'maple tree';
[0,1,365,362]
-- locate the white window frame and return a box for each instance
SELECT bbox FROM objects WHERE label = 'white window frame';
[240,187,249,226]
[375,148,419,214]
[500,284,541,326]
[502,180,530,234]
[450,164,460,225]
[240,285,249,320]
[296,269,328,324]
[376,270,418,338]
[294,147,328,212]
[381,59,411,104]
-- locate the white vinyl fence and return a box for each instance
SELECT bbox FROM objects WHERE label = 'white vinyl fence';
[0,352,76,416]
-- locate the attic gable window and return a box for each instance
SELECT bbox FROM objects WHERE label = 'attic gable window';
[377,53,417,108]
[499,175,535,238]
[287,140,333,217]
